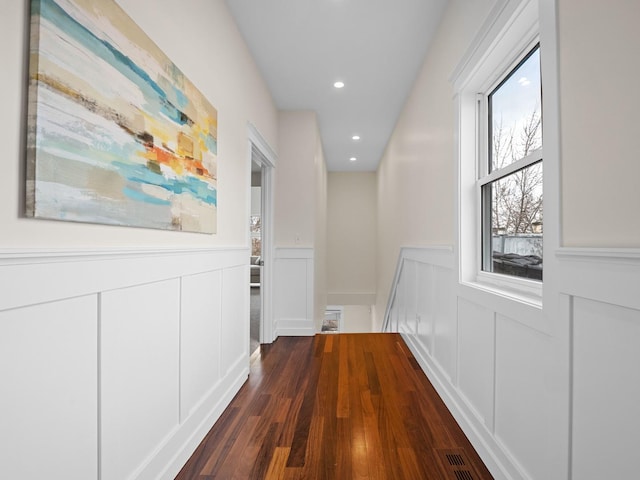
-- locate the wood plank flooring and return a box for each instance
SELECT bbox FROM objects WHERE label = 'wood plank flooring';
[175,334,494,479]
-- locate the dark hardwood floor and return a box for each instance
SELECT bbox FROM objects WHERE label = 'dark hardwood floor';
[175,334,493,479]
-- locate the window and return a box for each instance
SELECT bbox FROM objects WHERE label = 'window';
[453,0,543,299]
[480,45,543,281]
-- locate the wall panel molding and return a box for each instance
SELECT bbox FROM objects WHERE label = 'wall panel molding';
[571,297,640,480]
[139,358,249,480]
[274,247,315,336]
[0,296,99,480]
[0,245,251,480]
[387,245,640,480]
[557,247,640,311]
[559,248,640,479]
[0,246,248,312]
[385,246,544,480]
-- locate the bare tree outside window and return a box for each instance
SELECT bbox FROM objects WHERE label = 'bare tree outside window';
[491,109,543,239]
[250,215,261,256]
[482,44,543,281]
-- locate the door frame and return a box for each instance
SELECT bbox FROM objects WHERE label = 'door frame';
[247,123,276,344]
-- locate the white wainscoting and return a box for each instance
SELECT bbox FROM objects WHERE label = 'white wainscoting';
[386,247,555,480]
[0,247,251,480]
[273,247,315,336]
[557,248,640,480]
[385,246,640,480]
[0,295,98,480]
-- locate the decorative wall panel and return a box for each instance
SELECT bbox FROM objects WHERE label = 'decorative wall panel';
[0,296,98,480]
[0,247,249,480]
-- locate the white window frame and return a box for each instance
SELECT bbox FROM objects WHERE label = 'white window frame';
[453,0,544,304]
[480,41,543,280]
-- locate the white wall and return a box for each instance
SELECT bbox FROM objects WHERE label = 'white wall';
[275,111,318,247]
[0,1,278,479]
[342,305,373,333]
[327,172,377,306]
[274,111,327,334]
[558,0,640,247]
[374,0,494,328]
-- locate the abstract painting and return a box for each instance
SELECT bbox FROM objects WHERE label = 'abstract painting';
[26,0,219,233]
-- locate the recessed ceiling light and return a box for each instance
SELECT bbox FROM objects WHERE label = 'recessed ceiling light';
[352,135,360,141]
[349,157,357,162]
[334,81,345,89]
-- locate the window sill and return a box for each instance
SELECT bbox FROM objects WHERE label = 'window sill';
[467,272,543,309]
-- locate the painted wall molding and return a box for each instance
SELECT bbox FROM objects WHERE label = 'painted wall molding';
[382,245,453,332]
[556,246,640,263]
[140,358,249,480]
[0,246,248,312]
[0,245,251,480]
[402,332,518,480]
[385,243,640,480]
[556,247,640,312]
[0,245,248,265]
[385,245,549,480]
[274,247,315,336]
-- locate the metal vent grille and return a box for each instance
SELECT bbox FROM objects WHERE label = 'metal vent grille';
[436,448,479,480]
[453,470,473,480]
[454,470,475,480]
[446,453,465,466]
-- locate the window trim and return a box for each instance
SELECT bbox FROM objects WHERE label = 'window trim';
[486,43,541,173]
[480,41,543,283]
[480,158,543,276]
[479,148,543,188]
[452,0,544,304]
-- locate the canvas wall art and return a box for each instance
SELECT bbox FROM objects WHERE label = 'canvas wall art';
[26,0,219,233]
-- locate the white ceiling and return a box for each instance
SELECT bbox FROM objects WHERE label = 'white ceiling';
[225,0,448,172]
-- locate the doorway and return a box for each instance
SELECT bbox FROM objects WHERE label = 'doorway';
[247,124,276,353]
[249,159,263,354]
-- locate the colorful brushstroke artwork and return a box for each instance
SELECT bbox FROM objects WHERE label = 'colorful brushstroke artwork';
[26,0,218,233]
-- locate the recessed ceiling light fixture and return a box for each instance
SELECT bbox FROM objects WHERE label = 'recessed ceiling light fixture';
[352,135,360,140]
[334,81,345,89]
[349,157,357,162]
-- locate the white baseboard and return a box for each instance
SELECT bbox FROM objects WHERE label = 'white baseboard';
[145,360,249,480]
[276,318,316,336]
[402,333,516,480]
[274,247,314,337]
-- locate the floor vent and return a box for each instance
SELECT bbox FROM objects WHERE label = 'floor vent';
[454,470,475,480]
[436,449,478,480]
[446,453,465,466]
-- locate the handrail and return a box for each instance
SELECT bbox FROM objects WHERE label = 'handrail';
[381,249,405,333]
[381,246,455,332]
